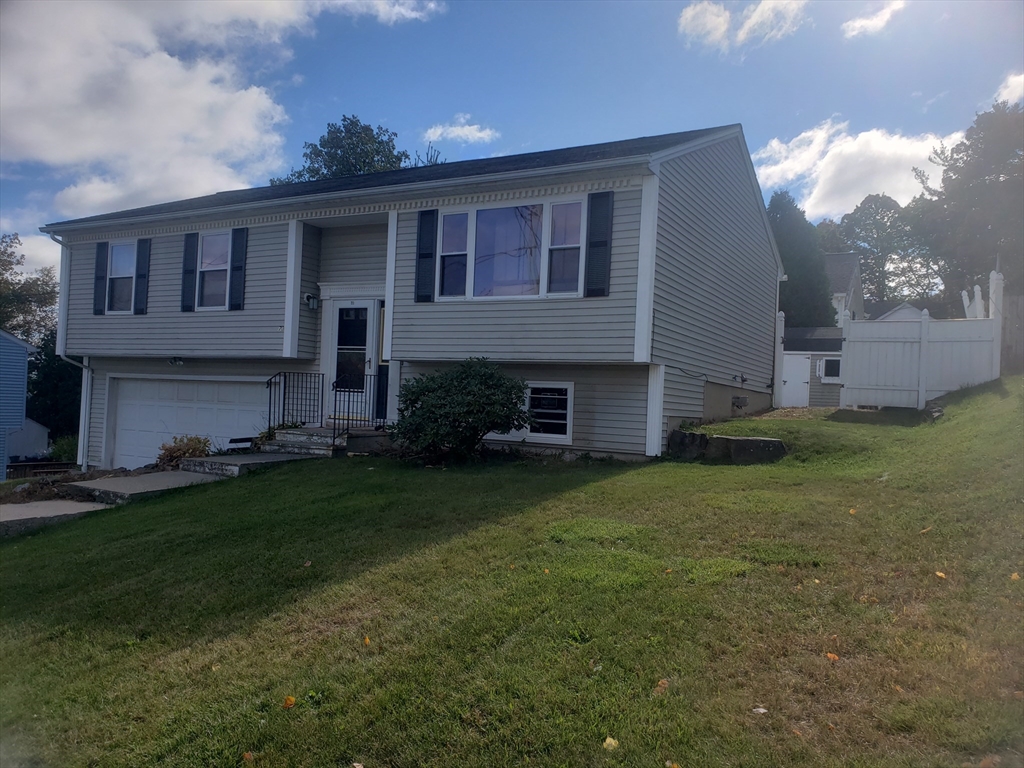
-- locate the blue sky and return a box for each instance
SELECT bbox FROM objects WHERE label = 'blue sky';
[1,0,1021,271]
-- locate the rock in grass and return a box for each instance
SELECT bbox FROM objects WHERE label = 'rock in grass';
[668,430,708,461]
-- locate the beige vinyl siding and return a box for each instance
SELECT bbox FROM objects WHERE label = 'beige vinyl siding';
[390,186,643,362]
[400,362,649,456]
[66,224,289,357]
[84,357,318,467]
[809,353,841,408]
[319,224,388,286]
[298,224,323,359]
[652,137,778,427]
[662,367,705,433]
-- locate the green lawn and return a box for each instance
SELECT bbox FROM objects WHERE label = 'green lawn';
[2,379,1022,768]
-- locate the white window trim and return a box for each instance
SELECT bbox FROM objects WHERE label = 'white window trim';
[195,230,232,311]
[434,194,588,302]
[488,380,574,446]
[105,239,137,315]
[817,357,841,384]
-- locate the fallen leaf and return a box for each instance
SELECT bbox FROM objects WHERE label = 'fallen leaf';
[935,571,946,579]
[919,526,932,534]
[353,764,365,768]
[1012,572,1020,581]
[283,696,296,709]
[211,664,220,672]
[543,568,550,574]
[752,707,768,714]
[509,564,515,569]
[827,722,835,731]
[814,579,820,584]
[602,736,619,750]
[849,508,856,515]
[792,728,802,737]
[664,568,673,574]
[665,763,681,768]
[826,652,839,661]
[893,684,904,693]
[979,756,1002,768]
[243,752,253,762]
[363,636,371,647]
[652,678,670,695]
[304,561,311,567]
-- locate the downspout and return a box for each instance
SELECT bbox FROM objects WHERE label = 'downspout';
[48,233,91,469]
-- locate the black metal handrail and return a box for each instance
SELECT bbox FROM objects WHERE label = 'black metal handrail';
[267,372,324,430]
[331,372,388,443]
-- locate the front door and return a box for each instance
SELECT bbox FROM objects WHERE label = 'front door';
[780,354,811,407]
[321,297,382,425]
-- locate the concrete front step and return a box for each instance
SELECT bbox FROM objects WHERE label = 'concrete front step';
[273,427,344,447]
[259,440,340,457]
[180,453,313,477]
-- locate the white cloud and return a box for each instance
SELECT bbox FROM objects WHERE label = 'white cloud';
[0,0,442,268]
[677,0,809,52]
[736,0,810,46]
[995,72,1024,103]
[677,1,732,51]
[423,114,500,144]
[753,119,963,219]
[841,0,906,39]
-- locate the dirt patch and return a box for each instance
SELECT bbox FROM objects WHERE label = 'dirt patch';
[753,408,836,420]
[0,466,164,505]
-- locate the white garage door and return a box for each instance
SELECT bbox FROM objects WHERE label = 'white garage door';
[112,378,267,469]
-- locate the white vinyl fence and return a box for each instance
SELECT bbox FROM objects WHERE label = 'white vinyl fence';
[838,272,1004,409]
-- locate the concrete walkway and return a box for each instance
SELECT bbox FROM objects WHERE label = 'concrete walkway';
[179,452,311,477]
[1,499,110,537]
[67,471,219,504]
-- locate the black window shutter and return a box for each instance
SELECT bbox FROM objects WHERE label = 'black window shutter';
[584,191,614,298]
[229,228,248,311]
[181,233,198,312]
[133,238,151,315]
[93,242,109,315]
[415,210,438,303]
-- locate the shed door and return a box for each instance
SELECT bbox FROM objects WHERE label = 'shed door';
[780,354,811,407]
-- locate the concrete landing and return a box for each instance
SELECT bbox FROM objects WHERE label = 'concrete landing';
[66,471,219,504]
[1,500,110,537]
[180,453,313,477]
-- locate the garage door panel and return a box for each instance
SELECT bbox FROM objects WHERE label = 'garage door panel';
[112,379,269,469]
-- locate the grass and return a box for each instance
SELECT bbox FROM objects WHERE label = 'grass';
[1,378,1022,768]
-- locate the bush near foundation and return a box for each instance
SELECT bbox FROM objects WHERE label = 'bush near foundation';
[157,435,211,468]
[388,358,531,460]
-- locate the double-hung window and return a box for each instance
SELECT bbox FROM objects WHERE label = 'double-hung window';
[106,242,136,313]
[197,232,230,309]
[436,198,586,299]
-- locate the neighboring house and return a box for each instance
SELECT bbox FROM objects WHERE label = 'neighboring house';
[1,329,37,479]
[41,125,784,469]
[874,301,922,321]
[824,252,865,325]
[778,327,843,408]
[6,418,49,461]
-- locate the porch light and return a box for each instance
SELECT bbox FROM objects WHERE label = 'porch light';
[304,293,320,311]
[168,357,184,366]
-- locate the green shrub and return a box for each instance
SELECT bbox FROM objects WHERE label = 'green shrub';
[388,358,531,460]
[157,435,211,468]
[50,434,78,463]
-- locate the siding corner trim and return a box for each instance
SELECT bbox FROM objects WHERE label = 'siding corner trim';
[634,174,659,362]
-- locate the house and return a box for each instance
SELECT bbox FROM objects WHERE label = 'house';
[874,301,922,321]
[823,252,865,324]
[1,329,37,479]
[41,124,784,469]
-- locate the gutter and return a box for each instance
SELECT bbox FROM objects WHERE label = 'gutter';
[39,155,656,236]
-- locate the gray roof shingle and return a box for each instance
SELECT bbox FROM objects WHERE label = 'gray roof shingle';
[44,125,739,229]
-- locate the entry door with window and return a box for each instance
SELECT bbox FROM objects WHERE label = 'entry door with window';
[336,307,369,389]
[323,298,383,425]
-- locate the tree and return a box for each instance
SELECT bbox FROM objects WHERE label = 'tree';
[27,328,82,438]
[910,101,1024,296]
[1,232,58,345]
[840,194,935,304]
[815,218,851,254]
[766,192,835,327]
[271,115,411,184]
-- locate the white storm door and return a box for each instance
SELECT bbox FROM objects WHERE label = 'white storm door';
[321,298,380,421]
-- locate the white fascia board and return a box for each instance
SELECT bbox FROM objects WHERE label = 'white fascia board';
[56,241,70,356]
[39,157,652,236]
[634,174,659,363]
[645,364,666,456]
[283,220,303,358]
[383,210,398,361]
[647,126,742,172]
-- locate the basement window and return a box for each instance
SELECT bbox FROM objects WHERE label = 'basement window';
[817,358,841,384]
